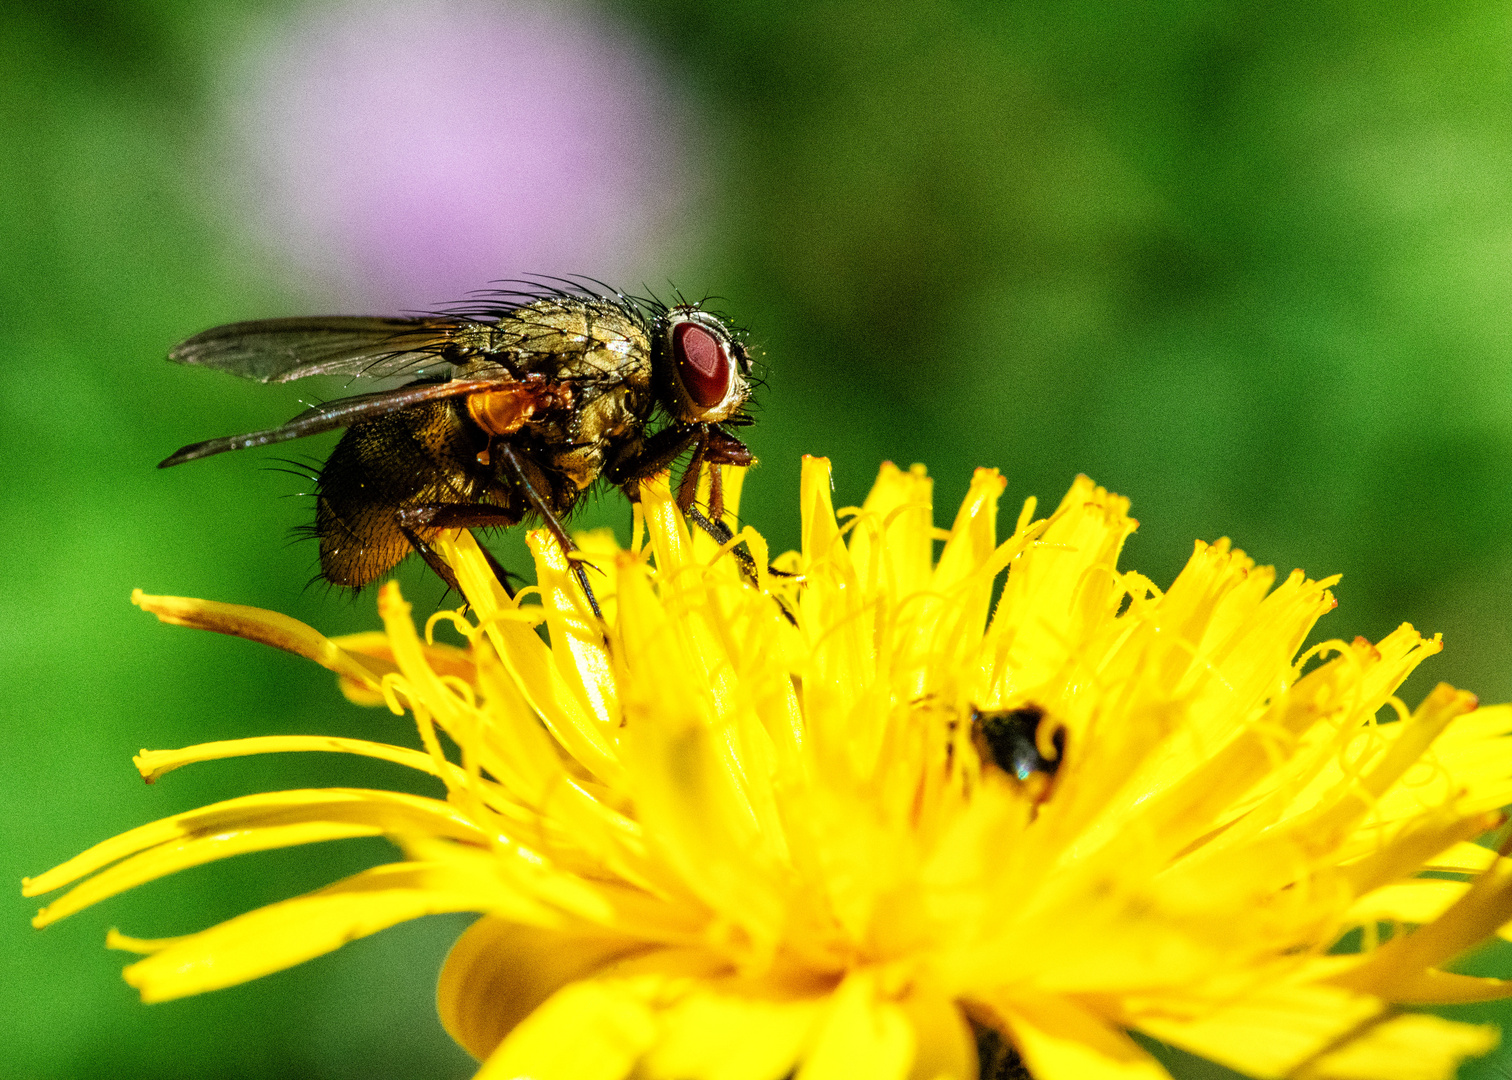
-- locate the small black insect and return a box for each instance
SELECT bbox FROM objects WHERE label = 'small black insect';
[970,704,1065,783]
[160,280,760,611]
[971,1018,1034,1080]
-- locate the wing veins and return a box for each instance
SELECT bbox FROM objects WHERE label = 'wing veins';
[158,378,506,468]
[168,316,494,383]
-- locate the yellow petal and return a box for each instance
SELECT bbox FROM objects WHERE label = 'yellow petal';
[1424,841,1500,873]
[847,461,934,602]
[1333,851,1512,996]
[995,994,1171,1080]
[798,457,867,676]
[1303,683,1478,846]
[105,929,187,954]
[1338,809,1499,900]
[437,916,644,1061]
[1133,982,1385,1078]
[1395,703,1512,817]
[686,464,752,577]
[26,788,482,924]
[397,833,616,927]
[133,735,443,784]
[986,476,1138,701]
[931,466,1004,598]
[896,986,976,1080]
[798,971,914,1080]
[530,530,621,726]
[394,564,620,789]
[477,976,660,1080]
[132,589,391,691]
[1345,879,1470,929]
[642,984,823,1080]
[328,629,474,706]
[1361,969,1512,1006]
[1303,1012,1497,1080]
[123,861,528,1001]
[615,555,786,951]
[639,468,697,579]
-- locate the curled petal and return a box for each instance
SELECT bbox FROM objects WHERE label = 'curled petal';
[125,861,529,1002]
[438,916,645,1061]
[996,995,1170,1080]
[132,589,392,691]
[476,976,660,1080]
[26,789,481,924]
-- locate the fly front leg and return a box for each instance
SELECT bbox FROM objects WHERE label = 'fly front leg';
[678,429,796,622]
[610,424,791,618]
[684,503,797,627]
[684,505,769,584]
[615,422,763,568]
[684,503,741,555]
[605,424,701,499]
[609,423,750,520]
[675,431,708,512]
[698,426,755,522]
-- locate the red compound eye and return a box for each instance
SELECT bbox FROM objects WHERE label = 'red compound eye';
[673,321,731,409]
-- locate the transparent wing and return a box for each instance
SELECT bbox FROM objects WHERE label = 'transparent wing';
[167,317,500,384]
[158,378,508,467]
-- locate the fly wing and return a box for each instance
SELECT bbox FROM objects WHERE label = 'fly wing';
[167,316,502,383]
[158,378,507,467]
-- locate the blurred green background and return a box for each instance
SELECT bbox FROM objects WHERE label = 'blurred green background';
[6,1,1512,1077]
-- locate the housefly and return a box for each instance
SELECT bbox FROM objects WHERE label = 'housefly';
[160,281,759,613]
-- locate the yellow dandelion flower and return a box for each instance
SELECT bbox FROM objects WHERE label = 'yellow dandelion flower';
[25,459,1512,1080]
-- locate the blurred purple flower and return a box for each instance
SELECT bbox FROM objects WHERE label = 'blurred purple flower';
[218,0,696,310]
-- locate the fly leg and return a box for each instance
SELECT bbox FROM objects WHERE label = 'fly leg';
[492,444,604,620]
[675,431,709,512]
[684,503,754,575]
[605,425,700,495]
[688,425,758,554]
[698,426,754,509]
[396,503,522,597]
[608,424,736,517]
[683,429,798,623]
[611,425,794,618]
[395,524,464,595]
[683,504,794,584]
[684,504,799,627]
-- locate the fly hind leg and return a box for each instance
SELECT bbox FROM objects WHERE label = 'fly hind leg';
[395,502,522,598]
